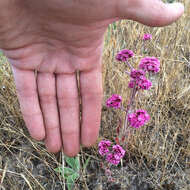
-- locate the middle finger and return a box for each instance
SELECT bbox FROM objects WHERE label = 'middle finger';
[56,73,80,157]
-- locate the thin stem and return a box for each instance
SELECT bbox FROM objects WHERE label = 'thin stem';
[120,106,127,112]
[125,71,130,76]
[121,84,137,144]
[126,61,133,69]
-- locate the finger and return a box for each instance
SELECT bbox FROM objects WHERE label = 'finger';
[118,1,184,26]
[56,73,80,157]
[11,66,45,140]
[37,72,62,153]
[80,68,103,147]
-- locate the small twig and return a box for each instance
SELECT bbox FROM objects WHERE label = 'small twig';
[0,162,7,184]
[20,173,33,190]
[0,168,20,176]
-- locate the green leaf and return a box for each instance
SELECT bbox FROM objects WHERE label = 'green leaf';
[65,156,76,168]
[65,155,80,172]
[66,173,79,190]
[54,167,75,178]
[74,156,80,171]
[64,167,75,177]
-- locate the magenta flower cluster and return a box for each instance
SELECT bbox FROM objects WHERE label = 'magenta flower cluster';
[106,94,122,109]
[98,140,111,156]
[143,33,152,41]
[128,109,150,128]
[128,77,152,90]
[98,140,125,165]
[115,49,134,62]
[128,56,160,90]
[127,56,160,90]
[139,57,160,73]
[128,69,152,90]
[130,69,145,80]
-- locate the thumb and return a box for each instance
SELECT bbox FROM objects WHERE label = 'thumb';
[118,0,184,26]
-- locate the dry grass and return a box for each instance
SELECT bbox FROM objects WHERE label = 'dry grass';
[0,1,190,189]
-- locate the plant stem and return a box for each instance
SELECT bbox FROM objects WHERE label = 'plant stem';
[121,84,137,145]
[125,71,130,76]
[126,61,133,69]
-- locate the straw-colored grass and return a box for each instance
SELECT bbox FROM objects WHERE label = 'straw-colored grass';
[0,0,190,189]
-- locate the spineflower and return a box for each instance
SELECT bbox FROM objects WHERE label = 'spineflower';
[128,109,150,128]
[98,140,111,156]
[98,140,125,165]
[106,153,120,165]
[115,49,134,62]
[128,77,152,90]
[106,94,122,109]
[101,35,160,169]
[112,145,125,160]
[143,33,152,41]
[139,57,160,73]
[130,69,145,80]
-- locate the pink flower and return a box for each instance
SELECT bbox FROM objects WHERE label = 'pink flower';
[106,94,122,109]
[143,34,152,41]
[130,69,145,80]
[128,109,150,128]
[139,57,160,73]
[106,153,120,165]
[112,145,125,160]
[128,77,152,90]
[116,49,134,62]
[98,140,111,156]
[137,77,152,90]
[128,80,135,89]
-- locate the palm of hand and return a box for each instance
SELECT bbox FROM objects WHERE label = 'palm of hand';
[0,0,184,156]
[1,0,117,156]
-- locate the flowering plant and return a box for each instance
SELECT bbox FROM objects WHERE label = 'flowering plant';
[99,33,160,168]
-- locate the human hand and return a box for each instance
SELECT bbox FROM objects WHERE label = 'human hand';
[0,0,184,156]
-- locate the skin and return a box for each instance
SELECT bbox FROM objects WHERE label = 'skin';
[0,0,184,156]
